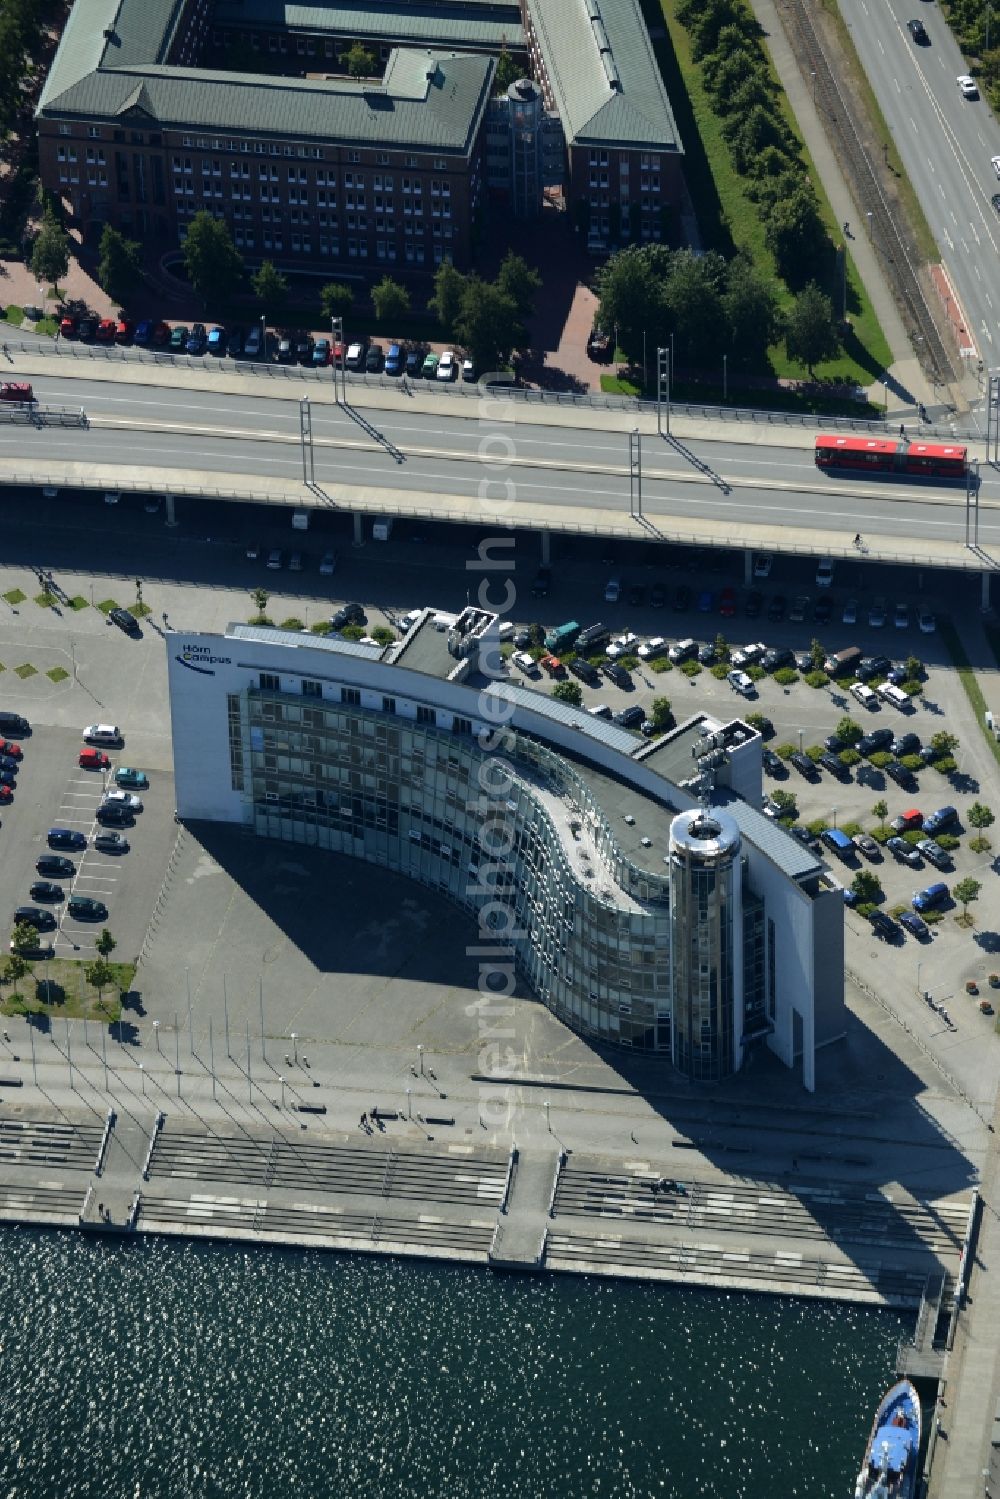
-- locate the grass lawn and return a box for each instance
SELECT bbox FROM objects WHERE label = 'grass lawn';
[0,957,135,1023]
[650,0,891,387]
[67,596,89,611]
[13,663,36,679]
[131,600,151,618]
[46,666,69,683]
[2,588,25,606]
[2,306,23,327]
[33,591,57,608]
[96,597,119,614]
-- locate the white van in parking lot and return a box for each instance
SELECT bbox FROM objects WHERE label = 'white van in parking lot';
[878,682,910,709]
[850,682,878,709]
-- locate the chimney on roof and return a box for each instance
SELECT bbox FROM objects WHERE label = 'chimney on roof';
[103,26,116,40]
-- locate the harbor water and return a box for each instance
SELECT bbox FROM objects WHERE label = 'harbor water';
[0,1228,907,1498]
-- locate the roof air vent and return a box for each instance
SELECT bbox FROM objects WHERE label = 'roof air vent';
[623,814,635,825]
[641,837,652,847]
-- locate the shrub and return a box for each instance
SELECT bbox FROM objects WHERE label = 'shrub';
[871,827,891,844]
[617,654,640,670]
[773,667,798,686]
[900,754,924,772]
[839,748,861,767]
[711,662,730,680]
[648,656,672,673]
[248,613,274,626]
[341,624,365,641]
[746,664,766,681]
[371,626,395,645]
[744,712,773,736]
[679,659,702,677]
[901,681,922,697]
[774,742,795,759]
[804,670,828,688]
[868,751,892,768]
[856,902,877,919]
[933,756,957,774]
[923,909,945,924]
[840,821,862,837]
[902,829,923,846]
[310,621,332,635]
[279,616,305,631]
[805,744,824,762]
[970,834,992,853]
[807,818,830,835]
[936,833,961,850]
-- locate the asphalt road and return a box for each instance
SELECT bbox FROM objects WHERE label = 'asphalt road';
[4,367,995,547]
[839,0,1000,362]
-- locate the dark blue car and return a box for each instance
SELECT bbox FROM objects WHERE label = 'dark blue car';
[48,828,86,850]
[696,590,714,612]
[384,342,404,376]
[186,323,208,355]
[133,319,154,346]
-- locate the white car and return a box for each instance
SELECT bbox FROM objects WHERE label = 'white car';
[727,669,755,696]
[319,551,337,576]
[588,704,612,719]
[436,350,457,381]
[816,559,834,588]
[958,74,978,98]
[731,641,766,669]
[83,724,122,746]
[753,554,773,579]
[102,789,142,812]
[607,632,639,658]
[992,155,1000,179]
[918,606,936,634]
[512,651,539,676]
[638,636,667,659]
[345,341,365,370]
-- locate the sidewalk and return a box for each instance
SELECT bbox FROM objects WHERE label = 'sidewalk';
[749,0,939,415]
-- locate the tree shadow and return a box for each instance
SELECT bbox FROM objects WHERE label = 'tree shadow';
[109,1020,139,1046]
[973,931,1000,953]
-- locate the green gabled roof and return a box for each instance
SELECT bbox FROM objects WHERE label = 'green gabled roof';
[529,0,681,152]
[211,0,525,51]
[38,0,494,153]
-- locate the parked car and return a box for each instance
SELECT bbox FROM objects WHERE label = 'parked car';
[672,585,691,611]
[109,607,140,635]
[744,590,762,619]
[858,727,894,756]
[48,828,86,850]
[719,587,737,617]
[384,343,404,376]
[186,322,208,355]
[869,909,898,941]
[68,895,108,920]
[891,732,921,758]
[102,789,142,812]
[294,335,313,365]
[79,748,110,771]
[437,350,458,381]
[319,550,337,576]
[345,341,366,370]
[894,602,910,629]
[762,647,793,672]
[83,724,122,746]
[650,585,666,609]
[421,351,440,379]
[790,751,818,779]
[266,549,283,570]
[532,567,551,598]
[912,881,949,913]
[169,325,189,351]
[767,595,787,622]
[207,326,227,355]
[94,832,129,854]
[789,595,809,623]
[29,881,64,903]
[868,598,888,628]
[887,837,921,867]
[816,559,834,588]
[311,338,331,367]
[842,598,858,625]
[762,748,785,777]
[853,832,879,859]
[115,316,133,343]
[13,905,56,931]
[614,705,645,728]
[727,669,755,696]
[890,808,923,834]
[405,349,423,378]
[36,855,75,879]
[602,662,631,688]
[819,752,851,781]
[753,554,773,578]
[133,318,154,346]
[95,318,116,343]
[923,805,958,836]
[115,767,149,789]
[462,358,476,383]
[568,658,598,684]
[915,838,951,870]
[330,602,365,630]
[885,761,916,788]
[898,910,930,939]
[365,344,384,373]
[0,740,21,759]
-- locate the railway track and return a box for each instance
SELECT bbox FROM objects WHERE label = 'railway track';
[781,0,955,387]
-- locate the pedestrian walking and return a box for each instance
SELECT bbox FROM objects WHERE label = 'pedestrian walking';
[899,423,905,438]
[854,533,862,548]
[360,1112,367,1129]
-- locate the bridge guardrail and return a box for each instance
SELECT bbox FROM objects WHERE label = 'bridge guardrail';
[4,337,973,441]
[0,402,87,427]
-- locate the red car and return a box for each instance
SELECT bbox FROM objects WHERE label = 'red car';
[79,747,110,770]
[719,586,737,617]
[115,317,133,343]
[0,785,12,803]
[151,321,171,347]
[95,318,116,343]
[59,314,77,338]
[0,740,22,759]
[0,382,33,402]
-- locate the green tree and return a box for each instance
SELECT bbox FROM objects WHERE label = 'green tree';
[96,225,142,306]
[770,788,797,816]
[650,696,673,730]
[345,41,377,77]
[809,636,825,669]
[454,277,524,368]
[904,655,923,681]
[30,203,70,292]
[428,260,467,334]
[969,803,995,829]
[371,275,411,324]
[596,247,662,366]
[0,950,26,991]
[95,928,117,959]
[872,799,888,833]
[494,42,520,93]
[252,259,288,317]
[251,587,269,617]
[320,281,354,320]
[496,251,542,320]
[714,631,730,662]
[84,957,115,1004]
[765,188,829,288]
[784,282,841,375]
[851,869,881,902]
[552,680,583,707]
[183,211,244,311]
[723,258,780,364]
[835,716,863,746]
[663,250,726,364]
[930,730,959,757]
[953,877,982,924]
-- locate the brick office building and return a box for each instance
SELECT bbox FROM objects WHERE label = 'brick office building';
[37,0,495,274]
[37,0,683,272]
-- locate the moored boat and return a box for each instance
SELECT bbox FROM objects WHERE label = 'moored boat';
[853,1379,921,1498]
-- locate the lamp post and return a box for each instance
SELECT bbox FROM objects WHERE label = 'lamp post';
[279,1075,286,1109]
[723,354,728,402]
[544,1100,551,1133]
[406,1087,412,1119]
[291,1032,298,1065]
[139,1063,146,1096]
[153,1019,160,1054]
[417,1044,424,1076]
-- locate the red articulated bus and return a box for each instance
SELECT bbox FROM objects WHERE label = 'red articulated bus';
[0,381,34,403]
[814,433,967,479]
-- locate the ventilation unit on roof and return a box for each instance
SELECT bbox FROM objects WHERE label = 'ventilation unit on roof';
[103,26,116,39]
[623,814,635,825]
[641,837,652,847]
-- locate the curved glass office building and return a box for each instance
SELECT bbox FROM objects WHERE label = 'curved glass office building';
[168,614,846,1088]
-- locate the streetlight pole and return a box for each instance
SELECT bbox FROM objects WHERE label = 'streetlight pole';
[629,428,642,518]
[331,315,345,403]
[153,1019,160,1054]
[291,1031,298,1065]
[299,395,314,485]
[656,345,670,437]
[723,353,728,402]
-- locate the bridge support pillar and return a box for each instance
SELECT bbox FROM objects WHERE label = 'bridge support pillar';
[352,512,364,547]
[540,531,551,566]
[164,492,177,528]
[983,572,992,613]
[744,548,753,585]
